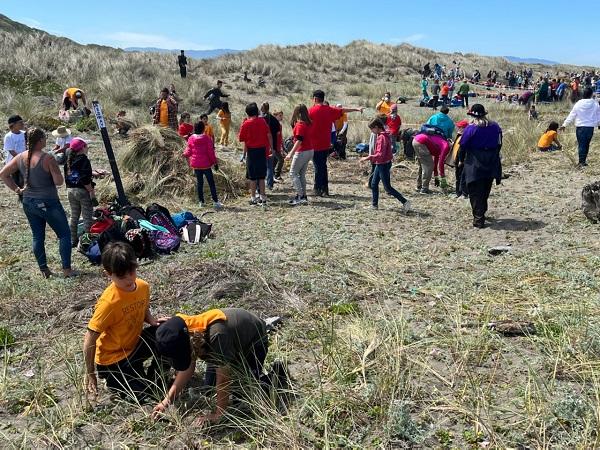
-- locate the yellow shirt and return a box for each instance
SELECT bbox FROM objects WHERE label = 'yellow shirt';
[335,113,348,132]
[159,100,169,127]
[538,130,557,148]
[204,124,214,141]
[376,100,392,116]
[66,87,81,100]
[177,309,227,333]
[88,279,150,366]
[217,110,231,127]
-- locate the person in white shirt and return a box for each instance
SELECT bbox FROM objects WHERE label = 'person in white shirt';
[3,115,26,196]
[560,87,600,168]
[50,126,72,164]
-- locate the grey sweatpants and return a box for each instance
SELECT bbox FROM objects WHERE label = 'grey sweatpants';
[289,150,314,197]
[67,187,93,243]
[413,141,434,190]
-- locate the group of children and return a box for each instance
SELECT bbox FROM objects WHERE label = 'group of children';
[83,241,274,425]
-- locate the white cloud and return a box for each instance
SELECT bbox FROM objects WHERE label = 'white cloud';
[19,17,42,28]
[105,31,212,50]
[390,33,426,44]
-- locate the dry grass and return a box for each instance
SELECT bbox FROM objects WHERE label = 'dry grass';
[95,125,245,203]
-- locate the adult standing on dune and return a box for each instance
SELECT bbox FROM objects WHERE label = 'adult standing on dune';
[460,104,503,229]
[152,87,178,130]
[178,50,188,79]
[309,90,363,196]
[0,128,77,278]
[560,87,600,168]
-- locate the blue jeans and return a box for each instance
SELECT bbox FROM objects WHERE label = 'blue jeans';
[266,156,274,189]
[22,197,72,270]
[312,150,329,193]
[576,127,594,164]
[194,169,219,203]
[371,162,407,206]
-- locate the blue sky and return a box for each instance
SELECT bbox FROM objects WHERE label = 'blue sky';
[2,0,598,66]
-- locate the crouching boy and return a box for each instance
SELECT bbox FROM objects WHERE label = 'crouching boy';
[83,242,163,401]
[152,308,269,425]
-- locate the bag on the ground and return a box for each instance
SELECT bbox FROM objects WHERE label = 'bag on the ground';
[119,205,147,222]
[150,231,181,254]
[146,203,179,235]
[181,220,212,244]
[355,143,369,154]
[125,228,154,259]
[97,222,128,251]
[172,211,197,229]
[78,232,99,254]
[90,209,115,234]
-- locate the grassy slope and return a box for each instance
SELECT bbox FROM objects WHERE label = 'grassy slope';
[1,14,600,449]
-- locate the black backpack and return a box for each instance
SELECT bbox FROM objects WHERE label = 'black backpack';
[401,129,417,160]
[120,205,147,222]
[97,223,128,252]
[146,203,177,231]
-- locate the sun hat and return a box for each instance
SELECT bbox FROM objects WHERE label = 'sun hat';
[52,126,71,137]
[155,316,192,371]
[69,137,89,152]
[467,104,488,118]
[456,120,469,128]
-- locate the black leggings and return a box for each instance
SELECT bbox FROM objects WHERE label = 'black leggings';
[97,326,169,402]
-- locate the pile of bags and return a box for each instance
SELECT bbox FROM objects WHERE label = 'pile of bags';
[78,202,212,265]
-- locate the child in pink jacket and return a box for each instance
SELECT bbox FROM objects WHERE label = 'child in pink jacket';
[360,118,411,211]
[184,121,223,209]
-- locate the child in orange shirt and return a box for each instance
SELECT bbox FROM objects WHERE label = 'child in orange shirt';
[83,242,163,401]
[200,114,214,142]
[537,122,562,152]
[216,102,231,146]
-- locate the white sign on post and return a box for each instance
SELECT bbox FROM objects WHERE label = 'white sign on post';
[92,101,106,129]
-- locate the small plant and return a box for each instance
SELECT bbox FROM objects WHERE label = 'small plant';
[0,326,15,348]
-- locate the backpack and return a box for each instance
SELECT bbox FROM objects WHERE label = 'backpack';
[90,209,115,234]
[146,203,178,235]
[150,231,181,254]
[401,129,417,160]
[85,242,102,265]
[97,222,128,251]
[181,220,212,244]
[125,228,154,259]
[119,205,147,222]
[419,124,447,140]
[78,232,99,254]
[65,169,81,185]
[355,143,369,154]
[172,211,197,229]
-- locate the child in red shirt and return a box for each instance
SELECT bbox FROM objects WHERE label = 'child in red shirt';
[178,112,194,140]
[238,102,271,205]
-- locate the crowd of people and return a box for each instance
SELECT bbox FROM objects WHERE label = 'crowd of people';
[1,59,600,426]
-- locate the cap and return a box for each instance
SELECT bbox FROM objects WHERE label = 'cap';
[156,316,192,371]
[69,137,89,152]
[391,104,398,111]
[456,120,469,128]
[467,104,487,118]
[8,115,23,126]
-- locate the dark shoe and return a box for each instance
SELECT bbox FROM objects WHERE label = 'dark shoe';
[419,188,432,195]
[313,189,323,197]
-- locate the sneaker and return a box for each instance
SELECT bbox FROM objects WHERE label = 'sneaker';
[249,197,258,205]
[299,196,308,205]
[274,176,283,183]
[288,196,301,206]
[402,200,411,213]
[214,201,224,210]
[198,201,204,208]
[367,204,378,210]
[419,188,432,195]
[415,186,422,193]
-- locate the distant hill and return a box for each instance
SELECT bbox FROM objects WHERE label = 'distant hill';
[124,47,242,59]
[504,56,559,66]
